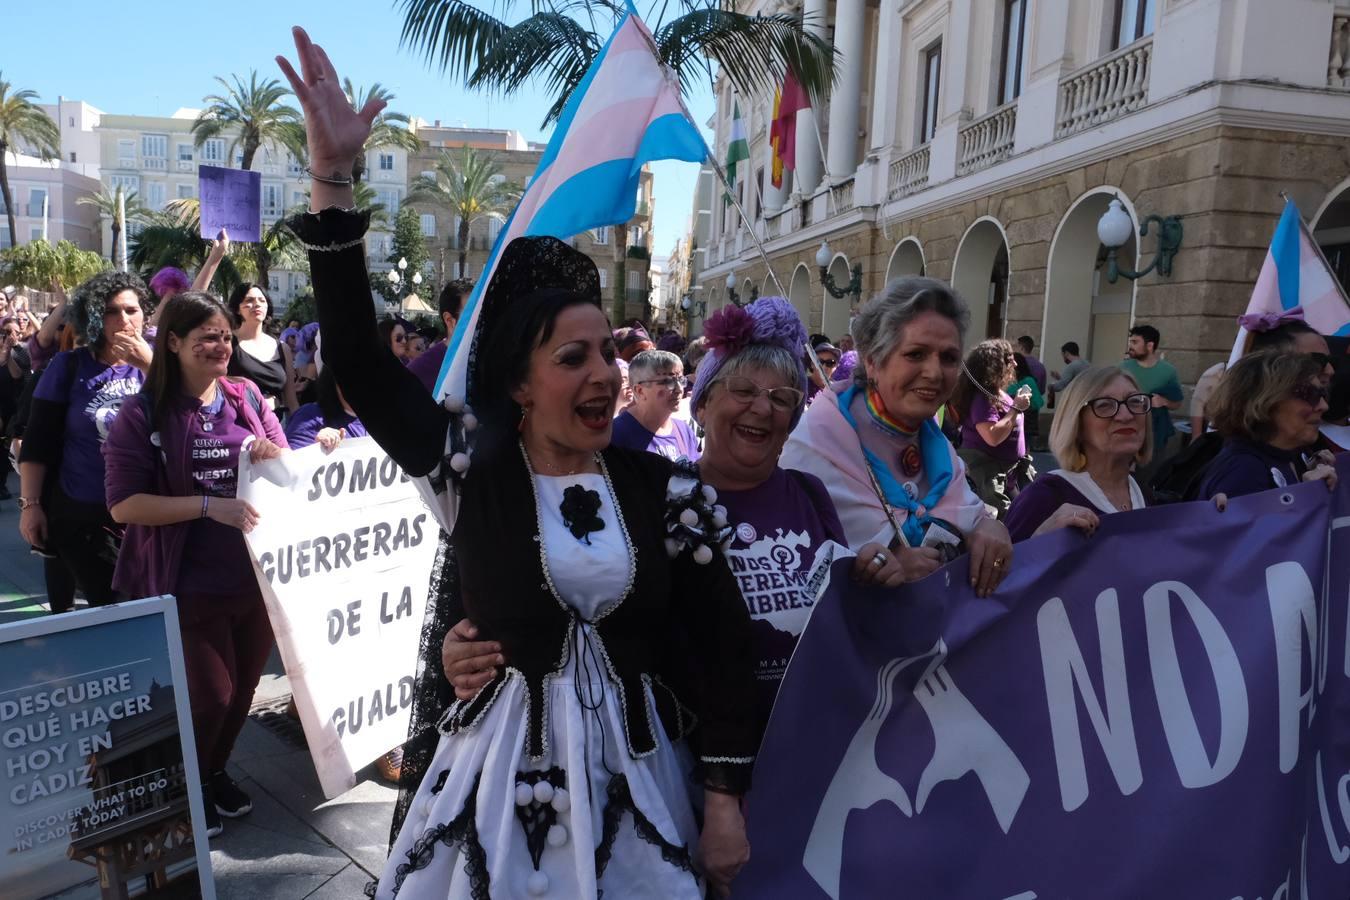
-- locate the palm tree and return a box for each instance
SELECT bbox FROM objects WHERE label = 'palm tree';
[192,71,305,171]
[343,80,423,184]
[129,198,242,292]
[77,185,147,265]
[0,75,60,248]
[407,147,520,278]
[396,0,836,128]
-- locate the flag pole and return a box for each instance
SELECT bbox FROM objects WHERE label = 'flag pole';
[1286,190,1350,307]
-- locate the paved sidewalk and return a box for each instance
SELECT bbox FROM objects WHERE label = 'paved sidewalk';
[0,499,398,898]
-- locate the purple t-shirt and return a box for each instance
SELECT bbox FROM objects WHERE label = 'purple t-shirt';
[610,409,701,462]
[717,467,846,740]
[34,349,145,504]
[1005,474,1097,542]
[1025,355,1048,393]
[407,339,448,394]
[960,391,1024,463]
[284,403,368,449]
[178,389,260,598]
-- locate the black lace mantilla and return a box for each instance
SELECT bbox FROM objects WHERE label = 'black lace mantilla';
[371,774,490,900]
[594,774,695,880]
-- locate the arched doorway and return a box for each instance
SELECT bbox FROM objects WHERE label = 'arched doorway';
[1312,178,1350,296]
[822,255,853,342]
[951,218,1010,345]
[885,238,925,284]
[1043,189,1139,368]
[788,264,814,330]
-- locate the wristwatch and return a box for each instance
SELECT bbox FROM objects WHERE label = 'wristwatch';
[17,497,40,511]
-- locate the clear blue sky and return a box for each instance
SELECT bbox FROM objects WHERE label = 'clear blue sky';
[4,1,715,258]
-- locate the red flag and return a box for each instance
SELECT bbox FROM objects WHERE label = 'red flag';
[770,69,811,174]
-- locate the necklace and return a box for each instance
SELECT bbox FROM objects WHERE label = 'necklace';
[864,386,919,438]
[527,448,594,477]
[197,384,221,433]
[1088,472,1132,511]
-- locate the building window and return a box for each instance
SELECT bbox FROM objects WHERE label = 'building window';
[28,188,47,218]
[292,191,305,207]
[70,152,76,163]
[420,213,436,237]
[597,268,608,289]
[117,139,135,167]
[487,217,501,244]
[592,226,610,245]
[999,0,1026,105]
[1114,0,1157,49]
[287,154,304,177]
[68,116,74,127]
[379,153,395,171]
[202,139,225,164]
[109,174,140,194]
[141,134,167,159]
[420,170,436,181]
[177,183,195,199]
[921,42,943,144]
[375,189,400,216]
[627,269,642,289]
[262,183,283,218]
[31,227,43,242]
[145,182,166,210]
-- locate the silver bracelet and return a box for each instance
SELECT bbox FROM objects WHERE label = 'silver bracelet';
[201,495,209,519]
[304,166,354,186]
[298,235,366,253]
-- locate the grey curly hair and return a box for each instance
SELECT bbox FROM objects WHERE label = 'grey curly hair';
[70,270,151,347]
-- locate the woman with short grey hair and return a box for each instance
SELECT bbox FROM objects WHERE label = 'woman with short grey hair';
[610,348,700,460]
[780,277,1015,596]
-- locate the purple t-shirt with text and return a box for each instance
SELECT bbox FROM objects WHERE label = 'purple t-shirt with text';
[960,391,1024,463]
[34,349,145,504]
[718,466,846,740]
[178,389,259,598]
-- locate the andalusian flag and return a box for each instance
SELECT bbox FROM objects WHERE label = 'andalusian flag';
[725,101,750,195]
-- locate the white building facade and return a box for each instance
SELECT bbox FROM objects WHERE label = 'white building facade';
[701,0,1350,390]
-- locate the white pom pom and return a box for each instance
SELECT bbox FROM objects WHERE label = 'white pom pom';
[665,539,682,559]
[693,544,713,565]
[450,452,471,473]
[514,782,534,807]
[712,506,728,528]
[702,484,718,504]
[526,871,549,896]
[547,824,568,847]
[679,508,699,527]
[550,788,570,812]
[418,791,436,820]
[444,393,465,413]
[461,413,478,431]
[533,780,555,804]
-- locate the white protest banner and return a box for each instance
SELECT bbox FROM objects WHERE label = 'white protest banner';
[240,437,436,797]
[0,597,215,900]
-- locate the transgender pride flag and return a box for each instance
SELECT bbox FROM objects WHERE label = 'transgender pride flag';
[1229,200,1350,365]
[433,9,707,400]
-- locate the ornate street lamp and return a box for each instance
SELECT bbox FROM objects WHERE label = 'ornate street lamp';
[1096,197,1183,283]
[816,241,863,302]
[724,271,757,307]
[680,293,706,319]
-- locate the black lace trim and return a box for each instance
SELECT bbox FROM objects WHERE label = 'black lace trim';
[593,774,695,880]
[377,774,490,900]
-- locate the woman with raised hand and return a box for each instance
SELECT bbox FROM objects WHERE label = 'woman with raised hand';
[103,291,289,839]
[277,27,756,898]
[779,277,1015,598]
[1004,367,1153,541]
[17,271,154,607]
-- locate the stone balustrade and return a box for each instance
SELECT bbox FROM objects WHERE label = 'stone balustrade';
[888,145,931,199]
[830,179,855,213]
[958,102,1018,176]
[1330,11,1350,87]
[1056,37,1153,138]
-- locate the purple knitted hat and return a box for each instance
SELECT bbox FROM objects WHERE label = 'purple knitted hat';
[690,295,809,428]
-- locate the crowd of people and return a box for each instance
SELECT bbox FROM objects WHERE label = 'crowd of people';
[0,23,1347,898]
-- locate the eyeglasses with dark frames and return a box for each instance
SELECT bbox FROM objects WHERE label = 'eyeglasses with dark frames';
[1084,392,1151,419]
[817,356,839,368]
[722,375,804,413]
[638,375,688,391]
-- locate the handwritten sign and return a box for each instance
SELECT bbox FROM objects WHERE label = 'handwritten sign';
[198,165,260,243]
[239,438,436,798]
[0,597,215,899]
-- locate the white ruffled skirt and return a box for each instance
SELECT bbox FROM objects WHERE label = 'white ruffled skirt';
[373,642,703,899]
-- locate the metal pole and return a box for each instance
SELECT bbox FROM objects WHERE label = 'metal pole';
[41,193,49,242]
[116,189,127,272]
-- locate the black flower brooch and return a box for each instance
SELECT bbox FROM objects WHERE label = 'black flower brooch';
[560,485,605,544]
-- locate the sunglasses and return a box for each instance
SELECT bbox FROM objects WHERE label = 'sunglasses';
[817,356,839,368]
[1291,382,1329,406]
[1308,351,1333,369]
[1084,393,1151,418]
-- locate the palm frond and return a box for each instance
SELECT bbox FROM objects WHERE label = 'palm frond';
[655,9,835,105]
[467,12,603,126]
[397,0,512,81]
[0,74,61,159]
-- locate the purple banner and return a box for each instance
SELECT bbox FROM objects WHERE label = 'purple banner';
[198,165,260,243]
[738,461,1350,899]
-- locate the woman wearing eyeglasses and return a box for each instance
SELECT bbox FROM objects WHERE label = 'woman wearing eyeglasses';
[1004,367,1153,542]
[1198,351,1338,502]
[611,348,700,461]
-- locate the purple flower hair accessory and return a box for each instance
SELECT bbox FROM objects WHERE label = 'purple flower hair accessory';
[1238,305,1305,333]
[702,304,756,356]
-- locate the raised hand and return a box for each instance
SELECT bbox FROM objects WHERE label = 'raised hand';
[275,27,384,178]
